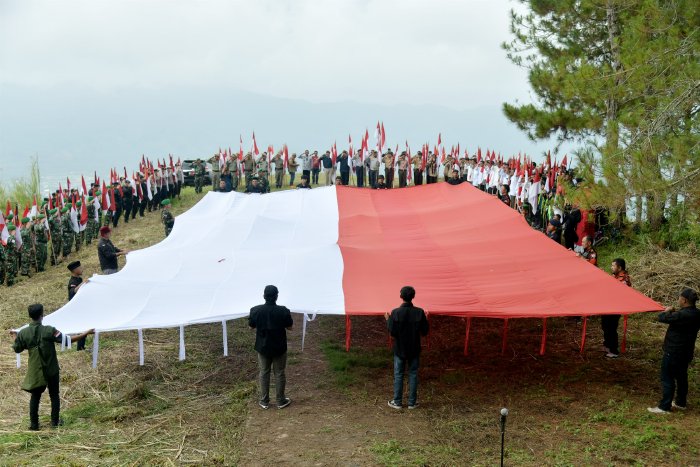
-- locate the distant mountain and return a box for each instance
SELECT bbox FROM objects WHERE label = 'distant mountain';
[0,84,562,190]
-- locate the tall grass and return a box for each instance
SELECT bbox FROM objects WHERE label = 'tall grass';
[0,155,41,208]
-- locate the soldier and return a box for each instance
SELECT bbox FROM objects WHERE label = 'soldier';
[208,154,222,191]
[85,197,97,245]
[74,202,83,252]
[5,224,18,286]
[161,199,175,237]
[224,155,239,191]
[175,163,184,199]
[426,153,438,184]
[0,236,5,285]
[272,152,285,189]
[256,152,271,193]
[397,152,409,188]
[412,151,423,186]
[112,184,123,227]
[10,303,94,430]
[48,208,62,265]
[193,158,205,194]
[60,207,73,257]
[287,153,299,186]
[20,217,33,277]
[122,179,133,223]
[243,153,255,187]
[383,150,395,188]
[245,176,265,194]
[33,214,48,272]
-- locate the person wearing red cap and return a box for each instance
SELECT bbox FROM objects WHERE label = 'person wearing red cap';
[97,226,128,274]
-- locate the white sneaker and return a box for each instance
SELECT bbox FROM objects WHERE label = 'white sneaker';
[647,407,670,414]
[672,402,687,411]
[605,352,619,358]
[387,400,402,410]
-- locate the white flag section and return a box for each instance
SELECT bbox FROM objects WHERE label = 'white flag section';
[43,187,346,336]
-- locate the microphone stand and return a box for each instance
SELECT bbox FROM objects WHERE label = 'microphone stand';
[500,408,508,467]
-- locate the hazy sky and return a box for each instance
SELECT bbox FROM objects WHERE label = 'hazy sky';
[0,0,530,109]
[1,0,557,188]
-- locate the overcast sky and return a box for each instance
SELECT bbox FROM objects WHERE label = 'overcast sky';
[1,0,557,187]
[0,0,530,109]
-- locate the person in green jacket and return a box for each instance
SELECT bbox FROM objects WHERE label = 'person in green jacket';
[9,304,93,430]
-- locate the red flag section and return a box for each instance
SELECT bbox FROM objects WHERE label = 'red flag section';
[335,183,662,318]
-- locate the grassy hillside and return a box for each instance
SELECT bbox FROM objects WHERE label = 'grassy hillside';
[1,184,698,466]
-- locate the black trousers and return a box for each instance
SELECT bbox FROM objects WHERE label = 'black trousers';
[113,207,122,227]
[398,170,407,187]
[413,170,423,185]
[123,204,132,223]
[601,315,620,354]
[340,171,350,186]
[139,199,147,216]
[659,352,690,410]
[369,170,378,188]
[356,168,364,187]
[302,169,311,182]
[312,169,320,185]
[29,373,60,428]
[385,169,394,188]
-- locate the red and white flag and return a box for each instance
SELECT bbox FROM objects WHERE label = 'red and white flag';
[0,212,8,246]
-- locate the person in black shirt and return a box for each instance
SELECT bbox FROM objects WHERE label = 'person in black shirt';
[446,169,463,185]
[97,226,128,274]
[374,175,389,190]
[648,288,700,413]
[562,205,581,249]
[112,182,123,228]
[338,151,350,186]
[122,180,133,223]
[296,175,312,189]
[66,260,89,350]
[385,286,429,409]
[249,285,293,410]
[245,177,265,194]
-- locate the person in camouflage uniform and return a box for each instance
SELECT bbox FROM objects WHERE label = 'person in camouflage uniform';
[20,217,34,277]
[74,201,83,252]
[5,224,18,286]
[243,153,255,187]
[193,159,205,194]
[160,199,175,237]
[103,187,114,228]
[33,214,48,272]
[48,208,62,265]
[60,207,74,257]
[86,196,97,245]
[256,153,271,193]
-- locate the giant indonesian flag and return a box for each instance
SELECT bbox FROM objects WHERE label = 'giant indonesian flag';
[43,184,662,334]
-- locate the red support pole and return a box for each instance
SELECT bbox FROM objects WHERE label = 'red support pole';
[345,315,352,352]
[501,318,509,356]
[621,315,628,353]
[463,317,472,356]
[539,318,547,356]
[426,313,431,351]
[580,316,588,355]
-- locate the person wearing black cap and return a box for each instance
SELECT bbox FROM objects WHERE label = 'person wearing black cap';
[122,179,133,224]
[66,261,89,350]
[648,288,700,413]
[249,285,293,410]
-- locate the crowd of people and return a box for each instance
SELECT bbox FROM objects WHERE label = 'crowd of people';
[0,160,183,287]
[4,145,699,430]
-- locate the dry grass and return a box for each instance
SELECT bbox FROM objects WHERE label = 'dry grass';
[634,243,700,305]
[1,182,698,466]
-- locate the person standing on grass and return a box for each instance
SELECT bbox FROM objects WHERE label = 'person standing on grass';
[249,285,293,410]
[648,288,700,414]
[97,226,128,274]
[9,304,93,430]
[602,258,630,358]
[385,286,429,410]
